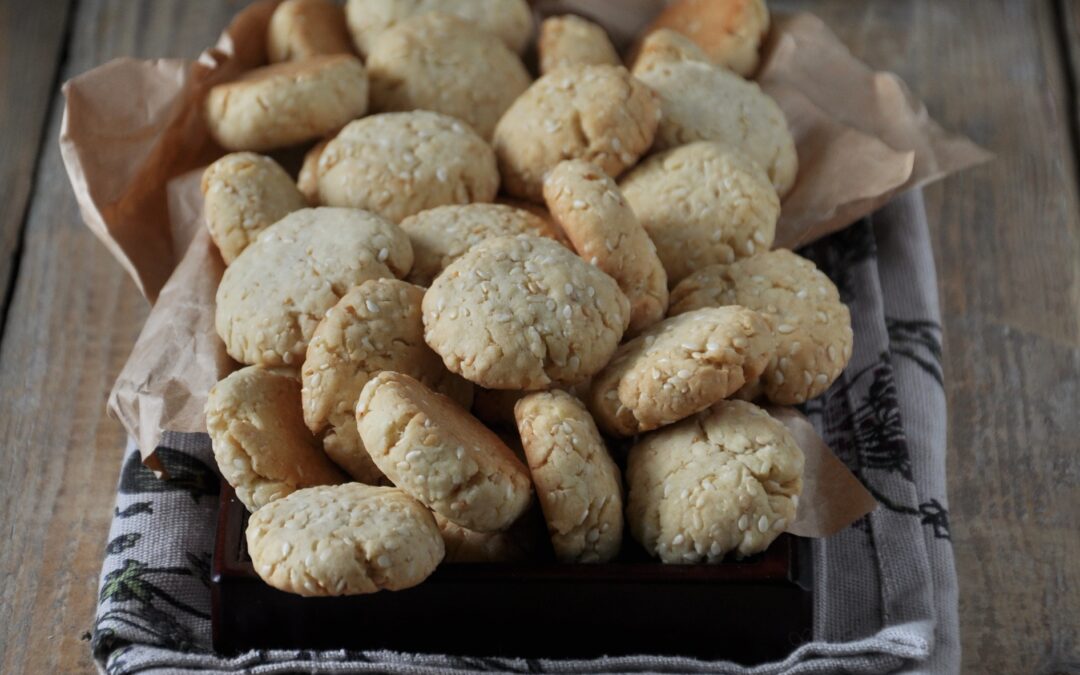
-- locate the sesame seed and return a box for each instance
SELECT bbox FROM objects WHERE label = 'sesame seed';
[677,369,691,378]
[663,483,673,497]
[745,240,756,255]
[777,324,795,334]
[281,542,292,557]
[732,336,748,348]
[774,518,787,531]
[753,230,767,245]
[377,554,391,568]
[672,533,685,546]
[572,199,587,209]
[758,516,769,533]
[562,305,572,319]
[796,289,808,299]
[456,446,465,459]
[792,495,800,510]
[737,514,749,531]
[815,373,829,385]
[611,137,623,151]
[436,167,448,182]
[405,450,422,462]
[680,489,689,499]
[709,542,723,556]
[587,528,601,543]
[564,283,574,295]
[366,299,380,313]
[804,371,813,385]
[827,345,838,362]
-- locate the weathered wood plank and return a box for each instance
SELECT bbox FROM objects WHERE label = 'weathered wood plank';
[0,0,74,323]
[0,2,258,673]
[773,1,1080,672]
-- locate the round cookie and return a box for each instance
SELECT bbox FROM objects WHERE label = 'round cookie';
[538,15,620,75]
[302,279,473,483]
[619,142,779,285]
[633,59,797,197]
[423,235,630,390]
[246,484,444,595]
[297,138,330,204]
[205,366,346,511]
[644,0,770,77]
[346,0,533,56]
[366,13,531,140]
[215,207,413,367]
[317,111,499,223]
[204,54,369,152]
[514,390,623,563]
[630,28,711,75]
[201,152,308,264]
[669,249,853,404]
[588,306,773,437]
[268,0,354,63]
[356,371,533,532]
[400,203,567,287]
[626,399,803,563]
[544,159,668,335]
[492,64,659,202]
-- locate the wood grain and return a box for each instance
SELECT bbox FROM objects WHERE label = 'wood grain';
[773,1,1080,673]
[0,0,73,321]
[0,2,255,673]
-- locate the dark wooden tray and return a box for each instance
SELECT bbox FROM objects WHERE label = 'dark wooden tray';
[212,482,813,663]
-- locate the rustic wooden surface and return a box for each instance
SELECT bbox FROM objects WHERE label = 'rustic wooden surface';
[0,1,1077,673]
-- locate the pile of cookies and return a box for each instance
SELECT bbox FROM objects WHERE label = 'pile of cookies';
[201,0,851,597]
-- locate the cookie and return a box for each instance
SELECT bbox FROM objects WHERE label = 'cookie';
[423,235,630,390]
[626,399,803,563]
[268,0,354,63]
[201,152,308,264]
[619,142,779,285]
[205,366,346,511]
[633,59,797,197]
[644,0,770,77]
[492,64,659,202]
[543,159,668,335]
[366,13,531,140]
[669,249,853,403]
[514,390,623,563]
[215,207,412,367]
[346,0,533,56]
[302,279,473,483]
[204,54,369,152]
[400,203,567,287]
[538,15,620,75]
[246,484,444,595]
[588,306,772,437]
[317,111,499,223]
[434,512,532,563]
[630,28,711,75]
[297,138,330,204]
[356,371,533,532]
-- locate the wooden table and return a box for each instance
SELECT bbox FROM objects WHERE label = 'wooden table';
[0,1,1076,673]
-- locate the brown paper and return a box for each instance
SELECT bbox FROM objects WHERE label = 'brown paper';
[60,1,983,537]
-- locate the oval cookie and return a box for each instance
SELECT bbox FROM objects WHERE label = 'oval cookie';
[644,0,770,77]
[205,366,345,511]
[626,399,803,563]
[268,0,354,63]
[423,235,630,390]
[346,0,534,56]
[246,484,444,595]
[356,371,533,532]
[538,15,620,75]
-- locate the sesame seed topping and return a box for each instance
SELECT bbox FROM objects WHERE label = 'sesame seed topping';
[366,299,380,313]
[572,199,587,209]
[677,369,691,379]
[564,283,575,295]
[281,542,292,557]
[774,518,787,531]
[827,345,838,362]
[405,450,422,462]
[377,247,389,261]
[737,514,749,531]
[753,230,767,245]
[562,305,572,319]
[758,516,769,533]
[672,533,685,546]
[436,167,448,182]
[377,554,391,568]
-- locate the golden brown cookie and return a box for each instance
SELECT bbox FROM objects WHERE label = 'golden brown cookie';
[644,0,770,77]
[434,512,532,563]
[268,0,354,63]
[669,249,853,404]
[317,111,500,223]
[302,279,473,484]
[492,64,659,202]
[633,58,797,197]
[515,390,623,563]
[619,142,779,285]
[400,203,566,287]
[366,12,531,140]
[346,0,534,56]
[626,399,803,563]
[246,484,444,595]
[204,54,369,152]
[538,15,620,75]
[423,235,630,390]
[543,159,668,334]
[356,371,533,532]
[629,28,711,74]
[588,306,773,437]
[215,207,412,367]
[201,152,308,264]
[205,366,346,511]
